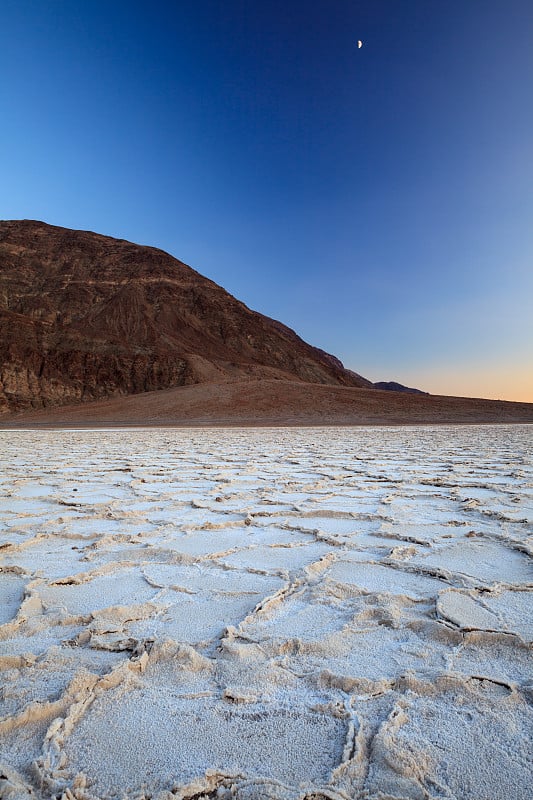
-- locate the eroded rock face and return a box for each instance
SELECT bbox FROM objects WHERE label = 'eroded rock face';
[0,220,369,412]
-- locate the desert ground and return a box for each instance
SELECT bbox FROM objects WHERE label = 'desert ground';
[2,379,533,429]
[0,424,531,799]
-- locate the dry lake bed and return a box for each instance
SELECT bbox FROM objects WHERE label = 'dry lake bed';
[0,425,531,800]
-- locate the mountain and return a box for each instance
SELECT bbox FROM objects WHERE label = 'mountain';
[373,381,428,395]
[0,220,368,413]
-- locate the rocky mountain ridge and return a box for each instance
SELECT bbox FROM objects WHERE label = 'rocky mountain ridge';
[0,220,369,412]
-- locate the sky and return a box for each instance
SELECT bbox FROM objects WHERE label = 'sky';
[1,0,532,401]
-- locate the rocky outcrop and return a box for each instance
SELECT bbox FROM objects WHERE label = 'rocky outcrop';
[0,220,369,412]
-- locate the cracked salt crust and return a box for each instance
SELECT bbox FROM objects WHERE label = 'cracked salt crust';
[0,424,532,799]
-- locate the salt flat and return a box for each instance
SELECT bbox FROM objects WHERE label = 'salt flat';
[0,425,531,800]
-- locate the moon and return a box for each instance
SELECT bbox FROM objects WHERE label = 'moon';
[357,40,363,48]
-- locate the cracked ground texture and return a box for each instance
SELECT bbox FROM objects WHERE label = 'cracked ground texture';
[0,425,531,800]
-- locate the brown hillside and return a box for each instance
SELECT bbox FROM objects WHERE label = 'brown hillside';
[0,220,369,412]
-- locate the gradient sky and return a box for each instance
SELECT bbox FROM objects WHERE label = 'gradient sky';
[1,1,532,400]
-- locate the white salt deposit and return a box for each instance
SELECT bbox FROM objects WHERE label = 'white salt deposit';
[0,424,531,799]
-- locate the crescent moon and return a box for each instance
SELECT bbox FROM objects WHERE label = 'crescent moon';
[357,40,363,48]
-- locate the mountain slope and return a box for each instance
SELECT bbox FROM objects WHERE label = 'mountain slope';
[0,220,369,412]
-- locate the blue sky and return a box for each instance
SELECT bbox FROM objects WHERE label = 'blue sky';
[1,1,532,400]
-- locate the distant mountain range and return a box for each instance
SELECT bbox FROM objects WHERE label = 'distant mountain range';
[373,381,428,395]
